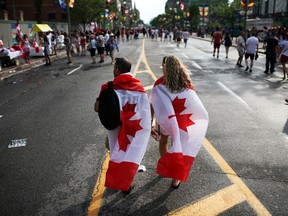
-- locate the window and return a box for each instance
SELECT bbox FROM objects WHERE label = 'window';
[0,0,6,10]
[48,13,56,22]
[62,13,67,22]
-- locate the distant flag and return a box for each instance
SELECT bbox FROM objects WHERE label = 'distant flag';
[16,23,23,39]
[180,2,185,12]
[59,0,74,10]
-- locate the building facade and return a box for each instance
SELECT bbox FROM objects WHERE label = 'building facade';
[1,0,66,22]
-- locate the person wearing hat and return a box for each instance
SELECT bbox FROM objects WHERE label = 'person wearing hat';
[107,33,119,64]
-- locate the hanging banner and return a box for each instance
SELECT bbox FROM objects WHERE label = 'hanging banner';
[180,2,185,12]
[59,0,75,10]
[199,6,209,16]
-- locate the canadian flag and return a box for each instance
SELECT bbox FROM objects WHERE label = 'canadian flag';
[32,39,40,53]
[16,23,23,39]
[103,73,151,191]
[150,77,209,182]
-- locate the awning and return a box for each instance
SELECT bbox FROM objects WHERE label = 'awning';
[31,24,53,32]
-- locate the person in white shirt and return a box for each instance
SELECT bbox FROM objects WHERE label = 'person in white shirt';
[183,30,189,48]
[236,31,246,67]
[245,31,259,73]
[104,31,110,56]
[279,33,288,81]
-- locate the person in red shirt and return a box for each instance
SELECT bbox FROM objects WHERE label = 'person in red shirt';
[211,27,223,58]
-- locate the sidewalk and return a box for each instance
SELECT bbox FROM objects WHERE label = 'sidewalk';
[0,49,66,80]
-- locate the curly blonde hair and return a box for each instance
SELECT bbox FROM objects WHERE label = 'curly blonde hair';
[163,56,192,92]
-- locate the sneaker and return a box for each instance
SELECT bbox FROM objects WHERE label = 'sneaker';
[285,99,288,103]
[245,66,249,71]
[264,71,268,74]
[217,55,219,58]
[213,53,215,57]
[236,63,239,66]
[249,69,252,73]
[239,65,244,67]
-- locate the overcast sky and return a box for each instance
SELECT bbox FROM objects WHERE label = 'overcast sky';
[133,0,166,24]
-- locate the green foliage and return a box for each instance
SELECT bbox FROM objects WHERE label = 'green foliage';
[70,0,107,29]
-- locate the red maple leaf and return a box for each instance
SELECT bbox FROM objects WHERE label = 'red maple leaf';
[168,96,195,132]
[118,102,143,152]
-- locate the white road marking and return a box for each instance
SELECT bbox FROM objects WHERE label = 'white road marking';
[217,81,252,111]
[0,115,3,118]
[191,61,202,70]
[8,139,27,148]
[182,54,189,59]
[66,64,83,75]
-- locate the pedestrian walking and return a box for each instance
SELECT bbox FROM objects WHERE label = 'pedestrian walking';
[94,57,151,194]
[183,29,189,48]
[211,27,222,58]
[223,32,232,58]
[63,32,72,64]
[74,34,81,56]
[22,34,31,64]
[80,32,86,56]
[279,33,288,81]
[175,29,182,47]
[264,32,279,74]
[236,31,246,67]
[244,31,259,73]
[107,34,119,64]
[89,34,97,64]
[150,56,209,189]
[43,35,51,65]
[97,35,105,63]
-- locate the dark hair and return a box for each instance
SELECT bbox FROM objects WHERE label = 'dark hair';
[115,58,131,73]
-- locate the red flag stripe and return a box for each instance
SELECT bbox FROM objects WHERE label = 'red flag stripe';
[105,161,138,191]
[157,153,194,182]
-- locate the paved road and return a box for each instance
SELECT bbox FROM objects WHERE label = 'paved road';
[0,36,287,216]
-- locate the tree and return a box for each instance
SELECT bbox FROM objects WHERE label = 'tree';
[188,3,200,32]
[70,0,106,30]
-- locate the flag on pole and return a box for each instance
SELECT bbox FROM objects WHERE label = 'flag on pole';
[150,77,209,182]
[102,74,151,191]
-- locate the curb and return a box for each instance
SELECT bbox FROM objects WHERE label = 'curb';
[0,51,66,80]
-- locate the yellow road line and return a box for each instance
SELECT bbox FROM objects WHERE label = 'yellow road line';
[203,138,271,216]
[133,39,158,81]
[144,84,154,91]
[87,151,110,216]
[169,184,247,216]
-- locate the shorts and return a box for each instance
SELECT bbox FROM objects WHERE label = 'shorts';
[90,48,96,57]
[184,39,188,44]
[110,50,115,58]
[280,54,288,64]
[214,43,220,49]
[97,47,104,55]
[238,49,244,57]
[245,53,255,60]
[176,38,181,42]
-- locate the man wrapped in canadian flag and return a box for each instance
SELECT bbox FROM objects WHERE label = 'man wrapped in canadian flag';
[150,56,209,188]
[94,57,151,193]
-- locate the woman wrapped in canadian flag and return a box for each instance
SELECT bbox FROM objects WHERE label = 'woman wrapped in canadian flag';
[150,56,209,188]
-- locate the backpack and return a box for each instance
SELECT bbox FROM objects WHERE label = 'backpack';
[98,81,121,130]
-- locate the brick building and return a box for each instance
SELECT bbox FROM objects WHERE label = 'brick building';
[0,0,66,22]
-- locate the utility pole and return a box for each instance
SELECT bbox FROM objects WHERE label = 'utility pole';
[66,0,71,37]
[243,0,248,39]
